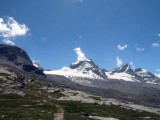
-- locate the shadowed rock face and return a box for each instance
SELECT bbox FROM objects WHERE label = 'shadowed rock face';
[0,44,45,76]
[134,68,159,82]
[0,44,32,66]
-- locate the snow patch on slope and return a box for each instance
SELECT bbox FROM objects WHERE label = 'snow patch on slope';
[135,69,150,77]
[32,60,42,68]
[105,72,139,82]
[44,66,102,79]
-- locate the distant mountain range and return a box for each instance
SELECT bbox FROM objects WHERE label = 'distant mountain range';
[44,48,160,85]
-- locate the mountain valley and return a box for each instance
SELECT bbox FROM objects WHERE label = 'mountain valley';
[0,44,160,120]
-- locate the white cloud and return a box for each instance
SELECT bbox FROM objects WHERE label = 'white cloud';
[129,62,133,66]
[136,47,145,52]
[158,34,160,37]
[117,44,128,51]
[152,43,160,48]
[129,62,135,69]
[3,39,15,45]
[74,47,89,61]
[0,17,29,45]
[116,56,123,67]
[0,18,10,32]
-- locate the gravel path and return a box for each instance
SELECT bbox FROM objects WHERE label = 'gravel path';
[54,105,64,120]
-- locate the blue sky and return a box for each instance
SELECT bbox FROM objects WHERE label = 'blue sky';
[0,0,160,73]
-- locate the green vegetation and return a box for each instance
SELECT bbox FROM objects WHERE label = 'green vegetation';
[0,99,56,120]
[1,92,160,120]
[56,101,160,120]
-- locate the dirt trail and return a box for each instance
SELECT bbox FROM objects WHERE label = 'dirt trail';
[54,105,64,120]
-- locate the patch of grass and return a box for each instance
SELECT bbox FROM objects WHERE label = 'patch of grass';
[56,101,160,120]
[0,99,56,120]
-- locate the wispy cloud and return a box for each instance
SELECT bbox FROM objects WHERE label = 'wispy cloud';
[116,56,123,67]
[136,47,145,52]
[129,62,135,69]
[117,44,128,51]
[2,39,15,45]
[152,42,160,48]
[74,47,89,61]
[158,34,160,37]
[0,17,29,45]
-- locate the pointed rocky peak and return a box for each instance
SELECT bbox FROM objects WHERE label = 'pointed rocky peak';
[119,63,131,72]
[45,47,107,79]
[68,47,107,79]
[112,63,134,74]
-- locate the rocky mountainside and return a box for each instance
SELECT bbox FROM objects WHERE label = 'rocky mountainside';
[134,68,160,83]
[0,45,63,119]
[0,44,32,66]
[0,44,44,76]
[0,44,47,97]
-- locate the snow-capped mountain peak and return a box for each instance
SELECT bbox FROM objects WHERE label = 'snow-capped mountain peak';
[44,48,107,80]
[105,63,138,82]
[112,63,134,75]
[44,48,160,85]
